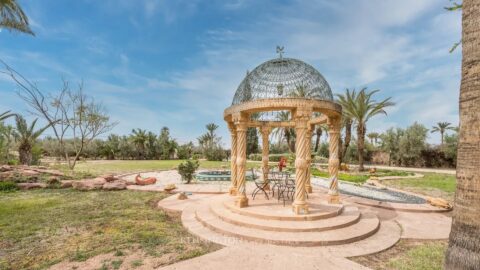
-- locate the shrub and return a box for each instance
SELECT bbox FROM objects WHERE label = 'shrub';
[178,160,200,184]
[204,147,226,161]
[0,181,18,192]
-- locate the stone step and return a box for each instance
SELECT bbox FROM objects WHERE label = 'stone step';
[223,200,344,221]
[195,203,380,247]
[210,200,361,232]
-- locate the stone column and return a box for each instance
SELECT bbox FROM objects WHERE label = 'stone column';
[260,126,271,189]
[292,109,311,214]
[228,123,238,196]
[327,116,341,204]
[234,114,248,208]
[305,127,313,193]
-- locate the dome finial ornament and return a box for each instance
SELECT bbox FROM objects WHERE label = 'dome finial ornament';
[276,46,284,59]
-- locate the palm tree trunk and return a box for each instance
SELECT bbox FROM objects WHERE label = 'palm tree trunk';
[441,130,445,146]
[18,144,32,165]
[314,128,322,152]
[341,119,352,164]
[356,124,366,171]
[445,1,480,269]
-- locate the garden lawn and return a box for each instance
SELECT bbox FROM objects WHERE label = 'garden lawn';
[0,189,218,270]
[380,173,456,201]
[351,239,447,270]
[61,160,260,175]
[311,168,370,184]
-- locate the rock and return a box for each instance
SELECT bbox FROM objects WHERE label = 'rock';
[17,183,47,190]
[33,169,65,177]
[20,169,40,176]
[47,176,60,185]
[72,178,106,191]
[100,174,116,182]
[125,178,136,186]
[177,192,188,200]
[60,180,74,188]
[135,174,157,185]
[369,167,377,174]
[427,197,452,209]
[0,165,12,172]
[102,181,127,190]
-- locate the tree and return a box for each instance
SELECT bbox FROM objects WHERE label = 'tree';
[445,1,480,268]
[367,132,380,146]
[336,88,394,171]
[0,110,15,121]
[197,123,225,161]
[272,111,295,152]
[13,115,52,165]
[431,122,455,146]
[340,115,353,164]
[398,123,428,166]
[130,128,148,160]
[158,127,177,160]
[314,124,327,153]
[0,0,34,35]
[380,127,404,166]
[246,127,259,155]
[1,63,117,169]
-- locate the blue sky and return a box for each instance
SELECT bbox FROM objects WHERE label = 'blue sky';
[0,0,461,146]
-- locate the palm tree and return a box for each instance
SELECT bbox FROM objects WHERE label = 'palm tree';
[0,110,15,121]
[445,1,480,268]
[431,122,454,146]
[313,124,327,153]
[0,0,34,35]
[13,115,51,165]
[336,88,394,171]
[272,111,295,152]
[367,132,380,145]
[130,128,148,160]
[340,115,353,164]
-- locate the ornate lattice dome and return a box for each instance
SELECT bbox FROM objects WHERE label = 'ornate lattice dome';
[231,57,333,105]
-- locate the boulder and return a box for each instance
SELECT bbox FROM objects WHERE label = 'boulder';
[0,165,13,172]
[102,181,127,191]
[60,180,75,188]
[99,174,116,182]
[177,192,188,200]
[426,197,452,209]
[72,178,106,191]
[47,176,60,185]
[135,174,157,186]
[17,183,47,190]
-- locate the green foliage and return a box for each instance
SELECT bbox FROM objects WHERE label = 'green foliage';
[246,127,259,155]
[317,142,329,158]
[311,168,369,184]
[443,133,458,164]
[178,159,200,184]
[0,181,18,192]
[197,123,225,161]
[398,122,428,166]
[177,142,194,159]
[0,0,35,35]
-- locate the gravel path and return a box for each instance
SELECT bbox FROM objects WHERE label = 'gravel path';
[311,177,426,204]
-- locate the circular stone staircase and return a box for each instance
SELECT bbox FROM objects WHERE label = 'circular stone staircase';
[180,193,394,248]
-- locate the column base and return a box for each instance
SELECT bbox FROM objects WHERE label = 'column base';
[229,186,237,196]
[234,195,249,208]
[306,185,313,193]
[292,202,309,215]
[328,194,340,204]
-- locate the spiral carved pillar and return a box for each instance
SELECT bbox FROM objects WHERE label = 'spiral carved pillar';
[292,109,311,214]
[328,117,341,204]
[234,116,249,208]
[305,127,313,193]
[260,126,271,189]
[229,123,238,196]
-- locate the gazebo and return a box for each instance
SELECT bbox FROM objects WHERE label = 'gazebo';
[224,50,342,215]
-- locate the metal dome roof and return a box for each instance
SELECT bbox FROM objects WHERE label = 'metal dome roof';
[231,57,333,105]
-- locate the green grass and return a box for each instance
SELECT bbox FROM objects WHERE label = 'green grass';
[60,160,260,175]
[381,173,456,201]
[0,189,218,270]
[387,241,447,270]
[311,168,370,184]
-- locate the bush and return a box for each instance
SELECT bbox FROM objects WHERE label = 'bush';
[178,160,200,184]
[204,147,226,161]
[0,181,18,192]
